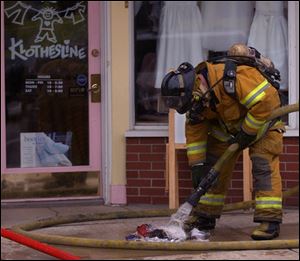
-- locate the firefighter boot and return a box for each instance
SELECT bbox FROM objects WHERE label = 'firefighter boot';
[184,215,216,232]
[251,222,280,240]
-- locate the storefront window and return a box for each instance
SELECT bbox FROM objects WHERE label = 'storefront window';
[133,1,291,126]
[4,1,89,168]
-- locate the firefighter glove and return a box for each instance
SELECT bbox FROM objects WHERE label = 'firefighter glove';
[229,129,257,150]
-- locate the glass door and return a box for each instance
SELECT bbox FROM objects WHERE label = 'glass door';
[1,1,102,200]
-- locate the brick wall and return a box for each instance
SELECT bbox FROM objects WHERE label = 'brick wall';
[126,137,299,207]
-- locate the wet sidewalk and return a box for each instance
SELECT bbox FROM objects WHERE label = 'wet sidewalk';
[1,203,299,260]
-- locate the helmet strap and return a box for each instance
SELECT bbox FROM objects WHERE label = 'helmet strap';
[192,74,211,107]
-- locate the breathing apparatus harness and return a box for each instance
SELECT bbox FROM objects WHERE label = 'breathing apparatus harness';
[187,74,223,124]
[213,55,281,94]
[187,55,282,125]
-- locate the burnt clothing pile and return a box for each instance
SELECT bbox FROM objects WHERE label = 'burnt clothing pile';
[125,223,210,242]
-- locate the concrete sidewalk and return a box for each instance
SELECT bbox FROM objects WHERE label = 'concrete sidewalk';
[1,203,299,260]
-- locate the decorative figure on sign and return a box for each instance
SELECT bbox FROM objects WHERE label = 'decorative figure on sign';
[32,7,63,43]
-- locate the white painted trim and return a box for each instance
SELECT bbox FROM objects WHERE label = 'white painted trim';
[125,130,168,137]
[100,1,112,205]
[128,1,135,129]
[287,1,299,134]
[283,130,299,137]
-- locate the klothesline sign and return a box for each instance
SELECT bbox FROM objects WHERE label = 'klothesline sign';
[4,1,88,96]
[4,1,87,60]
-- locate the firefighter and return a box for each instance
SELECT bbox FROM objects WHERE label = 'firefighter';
[161,44,286,240]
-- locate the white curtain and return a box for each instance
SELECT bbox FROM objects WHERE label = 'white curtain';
[247,1,288,90]
[201,1,254,52]
[154,1,204,88]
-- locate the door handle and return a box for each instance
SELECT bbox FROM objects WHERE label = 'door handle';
[89,74,101,103]
[89,83,100,92]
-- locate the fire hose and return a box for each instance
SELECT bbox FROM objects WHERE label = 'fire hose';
[9,188,299,251]
[187,102,299,207]
[1,227,80,260]
[7,103,300,251]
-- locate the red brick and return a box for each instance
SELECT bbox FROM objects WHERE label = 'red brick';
[236,155,243,162]
[283,138,299,145]
[151,179,166,187]
[279,154,299,162]
[140,188,165,196]
[280,162,286,171]
[140,170,165,179]
[286,180,299,188]
[234,163,243,170]
[283,197,299,206]
[126,162,151,170]
[227,189,243,196]
[140,153,165,162]
[151,162,166,170]
[127,196,151,204]
[281,171,299,180]
[127,138,140,144]
[126,187,139,195]
[140,137,166,144]
[179,188,194,197]
[127,154,139,161]
[179,180,193,188]
[232,171,243,179]
[179,171,192,179]
[125,136,299,207]
[231,180,243,188]
[177,153,188,161]
[127,145,151,153]
[127,171,139,178]
[227,196,244,204]
[178,162,190,169]
[286,145,299,154]
[152,145,167,153]
[152,197,169,204]
[127,179,151,187]
[285,162,299,171]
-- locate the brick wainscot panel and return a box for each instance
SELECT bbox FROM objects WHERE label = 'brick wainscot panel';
[126,137,299,207]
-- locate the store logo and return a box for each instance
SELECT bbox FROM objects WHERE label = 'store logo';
[5,1,87,60]
[8,38,86,61]
[76,74,88,86]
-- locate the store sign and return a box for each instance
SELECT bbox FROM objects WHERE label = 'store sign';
[5,1,87,59]
[8,38,86,61]
[4,1,90,168]
[4,1,88,96]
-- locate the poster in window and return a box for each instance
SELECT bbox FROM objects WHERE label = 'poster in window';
[20,132,72,167]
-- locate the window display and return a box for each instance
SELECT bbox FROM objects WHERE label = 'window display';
[154,1,204,89]
[133,1,289,125]
[247,1,288,91]
[201,1,254,52]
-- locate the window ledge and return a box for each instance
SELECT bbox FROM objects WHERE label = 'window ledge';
[125,127,298,138]
[125,129,168,137]
[284,129,299,137]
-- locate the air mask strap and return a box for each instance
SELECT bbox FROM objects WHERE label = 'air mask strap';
[192,74,211,107]
[177,73,185,95]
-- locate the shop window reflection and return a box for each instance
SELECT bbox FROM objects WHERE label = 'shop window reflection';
[133,1,289,125]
